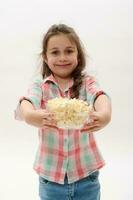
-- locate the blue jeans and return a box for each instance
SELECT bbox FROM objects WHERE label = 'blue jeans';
[39,171,100,200]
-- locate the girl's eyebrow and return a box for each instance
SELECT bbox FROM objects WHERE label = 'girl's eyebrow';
[49,46,76,51]
[49,47,58,51]
[66,46,76,50]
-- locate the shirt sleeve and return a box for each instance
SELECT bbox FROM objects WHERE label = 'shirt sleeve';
[85,76,108,106]
[14,78,43,120]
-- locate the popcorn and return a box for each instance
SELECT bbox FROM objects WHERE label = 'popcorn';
[47,97,92,129]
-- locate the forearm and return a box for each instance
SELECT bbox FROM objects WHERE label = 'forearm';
[81,94,111,132]
[20,100,38,126]
[93,94,112,123]
[19,100,56,128]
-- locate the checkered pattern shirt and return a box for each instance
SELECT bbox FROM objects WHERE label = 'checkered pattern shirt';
[15,74,106,184]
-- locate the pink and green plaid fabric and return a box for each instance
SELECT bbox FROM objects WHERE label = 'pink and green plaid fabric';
[15,74,106,184]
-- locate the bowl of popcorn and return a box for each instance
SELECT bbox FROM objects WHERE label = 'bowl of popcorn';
[47,97,92,129]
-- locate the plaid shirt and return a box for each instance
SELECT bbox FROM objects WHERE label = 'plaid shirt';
[15,74,106,184]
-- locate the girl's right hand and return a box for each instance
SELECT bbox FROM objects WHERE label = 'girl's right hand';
[20,100,57,128]
[25,109,57,128]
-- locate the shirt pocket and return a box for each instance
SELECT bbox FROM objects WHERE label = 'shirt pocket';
[87,171,99,182]
[39,176,50,185]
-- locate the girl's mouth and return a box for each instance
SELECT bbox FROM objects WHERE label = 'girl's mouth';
[55,64,71,67]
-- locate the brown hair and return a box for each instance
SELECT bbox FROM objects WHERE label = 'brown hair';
[41,24,86,98]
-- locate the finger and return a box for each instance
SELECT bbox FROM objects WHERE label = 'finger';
[43,124,58,129]
[43,119,57,126]
[81,125,100,132]
[89,115,98,121]
[89,127,101,132]
[43,116,54,121]
[89,111,99,120]
[43,113,54,119]
[43,112,55,120]
[81,128,100,132]
[85,121,99,128]
[42,109,54,116]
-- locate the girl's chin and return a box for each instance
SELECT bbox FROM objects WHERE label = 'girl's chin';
[54,72,72,79]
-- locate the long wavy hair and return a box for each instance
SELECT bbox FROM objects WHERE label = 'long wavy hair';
[40,24,86,98]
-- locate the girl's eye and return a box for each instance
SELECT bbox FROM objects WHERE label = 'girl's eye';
[51,51,59,55]
[66,50,74,54]
[50,49,74,55]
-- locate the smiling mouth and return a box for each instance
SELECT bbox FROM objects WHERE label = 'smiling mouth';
[55,64,71,67]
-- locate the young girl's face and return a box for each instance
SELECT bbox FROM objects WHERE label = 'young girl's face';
[44,33,78,79]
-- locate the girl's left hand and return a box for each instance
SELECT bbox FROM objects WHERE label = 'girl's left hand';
[81,111,110,132]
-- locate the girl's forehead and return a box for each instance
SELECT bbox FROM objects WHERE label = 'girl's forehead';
[47,34,77,49]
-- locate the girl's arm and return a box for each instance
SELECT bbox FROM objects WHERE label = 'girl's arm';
[81,94,111,132]
[20,100,57,128]
[93,94,111,123]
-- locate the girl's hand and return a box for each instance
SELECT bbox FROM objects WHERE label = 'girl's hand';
[81,111,110,132]
[25,109,57,129]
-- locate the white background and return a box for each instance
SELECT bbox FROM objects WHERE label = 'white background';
[0,0,133,199]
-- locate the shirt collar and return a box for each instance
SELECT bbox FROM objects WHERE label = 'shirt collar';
[43,74,57,84]
[43,74,74,89]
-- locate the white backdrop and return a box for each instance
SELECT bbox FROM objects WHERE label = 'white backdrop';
[0,0,133,199]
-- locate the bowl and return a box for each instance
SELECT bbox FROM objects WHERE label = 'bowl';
[47,97,92,129]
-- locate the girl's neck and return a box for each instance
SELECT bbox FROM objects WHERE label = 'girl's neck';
[53,75,71,91]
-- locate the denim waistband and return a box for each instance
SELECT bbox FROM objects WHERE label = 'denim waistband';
[64,171,99,185]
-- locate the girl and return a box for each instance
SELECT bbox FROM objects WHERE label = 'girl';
[15,24,111,200]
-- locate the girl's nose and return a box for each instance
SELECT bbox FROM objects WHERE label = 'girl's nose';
[59,54,67,61]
